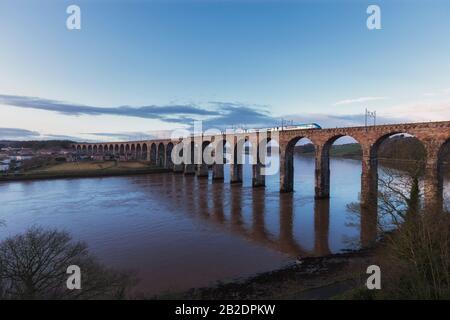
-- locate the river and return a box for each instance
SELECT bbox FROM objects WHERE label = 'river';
[0,155,448,295]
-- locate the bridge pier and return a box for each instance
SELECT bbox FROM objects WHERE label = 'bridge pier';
[230,164,242,184]
[252,141,266,187]
[212,164,224,180]
[252,163,265,187]
[361,148,378,208]
[196,164,209,177]
[184,164,196,175]
[173,164,184,173]
[424,155,443,212]
[315,145,330,199]
[280,143,331,197]
[359,147,379,247]
[279,145,293,192]
[146,148,151,162]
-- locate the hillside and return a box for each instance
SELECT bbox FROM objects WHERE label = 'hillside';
[295,135,430,161]
[0,140,75,151]
[295,143,362,158]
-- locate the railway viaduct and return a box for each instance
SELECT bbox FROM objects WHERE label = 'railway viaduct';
[73,120,450,211]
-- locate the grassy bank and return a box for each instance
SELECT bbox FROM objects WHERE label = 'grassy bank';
[0,161,170,182]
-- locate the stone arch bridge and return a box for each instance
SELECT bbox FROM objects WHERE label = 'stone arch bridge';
[73,121,450,211]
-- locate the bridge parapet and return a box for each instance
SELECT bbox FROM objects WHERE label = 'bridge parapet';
[71,121,449,211]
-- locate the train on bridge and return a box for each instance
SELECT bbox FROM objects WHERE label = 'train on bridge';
[245,123,322,133]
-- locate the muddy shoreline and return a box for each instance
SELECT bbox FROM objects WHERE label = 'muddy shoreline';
[156,248,378,300]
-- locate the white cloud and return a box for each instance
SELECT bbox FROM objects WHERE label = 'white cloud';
[332,96,388,106]
[423,88,450,97]
[384,99,450,122]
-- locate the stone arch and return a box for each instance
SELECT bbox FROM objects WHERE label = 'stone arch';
[203,138,227,166]
[196,140,212,177]
[281,135,316,192]
[125,143,130,160]
[93,145,98,154]
[170,141,185,172]
[263,137,280,177]
[189,140,196,164]
[233,136,250,164]
[320,134,362,197]
[166,142,174,169]
[131,144,135,160]
[218,139,229,163]
[202,140,211,152]
[87,145,92,155]
[229,136,250,183]
[77,145,81,153]
[211,139,228,180]
[136,144,142,160]
[322,134,361,155]
[157,143,165,166]
[150,143,157,165]
[201,140,212,164]
[371,131,426,160]
[114,144,119,155]
[370,132,427,174]
[119,144,125,156]
[242,139,255,185]
[99,145,103,154]
[183,140,197,174]
[369,132,428,220]
[142,143,148,160]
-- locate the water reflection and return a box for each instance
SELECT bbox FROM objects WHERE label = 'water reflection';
[0,157,382,294]
[131,170,378,257]
[314,199,331,256]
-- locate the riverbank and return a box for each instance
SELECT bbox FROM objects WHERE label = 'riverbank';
[0,161,171,182]
[156,248,378,300]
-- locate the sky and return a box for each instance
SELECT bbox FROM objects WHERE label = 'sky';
[0,0,449,142]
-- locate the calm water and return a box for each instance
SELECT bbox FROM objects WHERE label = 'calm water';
[0,155,447,295]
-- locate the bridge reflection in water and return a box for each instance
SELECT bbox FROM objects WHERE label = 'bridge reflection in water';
[140,167,378,258]
[0,156,389,294]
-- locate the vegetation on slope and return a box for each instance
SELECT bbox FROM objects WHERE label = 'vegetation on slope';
[295,135,427,160]
[0,140,75,151]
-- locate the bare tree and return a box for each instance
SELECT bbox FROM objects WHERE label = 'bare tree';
[0,227,137,300]
[377,165,422,229]
[346,158,450,299]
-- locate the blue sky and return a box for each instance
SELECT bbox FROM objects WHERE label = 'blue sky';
[0,0,449,141]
